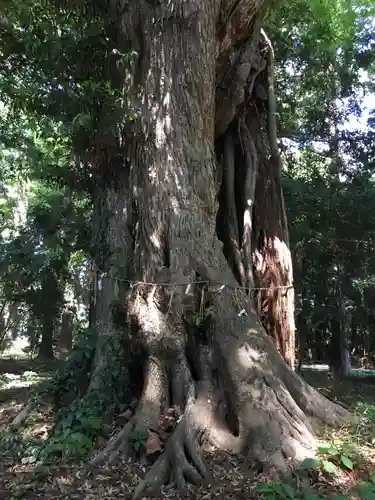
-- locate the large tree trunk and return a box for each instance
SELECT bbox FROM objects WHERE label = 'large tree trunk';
[54,0,353,496]
[38,327,55,360]
[37,275,60,360]
[56,308,74,359]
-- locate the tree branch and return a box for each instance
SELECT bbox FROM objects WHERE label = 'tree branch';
[260,28,278,160]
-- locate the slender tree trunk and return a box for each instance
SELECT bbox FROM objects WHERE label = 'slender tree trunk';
[9,302,20,340]
[330,262,350,376]
[296,291,308,374]
[57,309,74,358]
[37,276,60,360]
[0,308,7,351]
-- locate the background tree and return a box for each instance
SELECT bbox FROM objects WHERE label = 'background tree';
[269,0,375,375]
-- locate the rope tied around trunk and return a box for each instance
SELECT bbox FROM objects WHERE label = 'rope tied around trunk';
[91,263,293,293]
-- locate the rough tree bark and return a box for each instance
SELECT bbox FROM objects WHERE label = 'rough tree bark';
[57,308,74,359]
[73,0,353,496]
[37,330,55,360]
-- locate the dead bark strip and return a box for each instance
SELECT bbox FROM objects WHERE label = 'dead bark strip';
[239,118,258,291]
[223,129,247,286]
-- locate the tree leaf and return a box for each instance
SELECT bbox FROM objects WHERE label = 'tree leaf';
[318,443,333,454]
[280,483,296,499]
[254,484,276,493]
[327,447,339,456]
[356,482,375,500]
[340,454,353,470]
[322,460,340,475]
[270,482,296,499]
[300,457,321,469]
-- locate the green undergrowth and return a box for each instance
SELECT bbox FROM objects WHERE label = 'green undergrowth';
[254,398,375,500]
[37,327,99,406]
[41,333,131,460]
[254,476,375,500]
[0,329,132,464]
[254,439,375,499]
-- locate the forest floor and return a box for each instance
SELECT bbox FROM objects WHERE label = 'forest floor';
[0,357,375,500]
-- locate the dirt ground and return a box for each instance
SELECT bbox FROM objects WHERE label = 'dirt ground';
[0,358,374,500]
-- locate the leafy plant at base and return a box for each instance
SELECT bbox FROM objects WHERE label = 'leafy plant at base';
[299,440,356,479]
[253,481,340,500]
[128,427,148,456]
[42,430,95,460]
[0,429,35,458]
[33,332,131,462]
[278,441,375,500]
[317,440,356,473]
[254,481,299,500]
[35,328,98,406]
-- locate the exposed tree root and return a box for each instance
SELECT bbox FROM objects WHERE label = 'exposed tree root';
[284,368,355,427]
[205,284,355,468]
[90,355,167,466]
[170,352,195,409]
[90,419,139,466]
[133,398,212,500]
[117,273,357,497]
[88,284,356,497]
[132,360,347,497]
[11,401,35,428]
[239,376,316,472]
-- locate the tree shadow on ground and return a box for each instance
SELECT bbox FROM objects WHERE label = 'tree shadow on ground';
[0,357,63,376]
[0,357,62,427]
[301,368,375,407]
